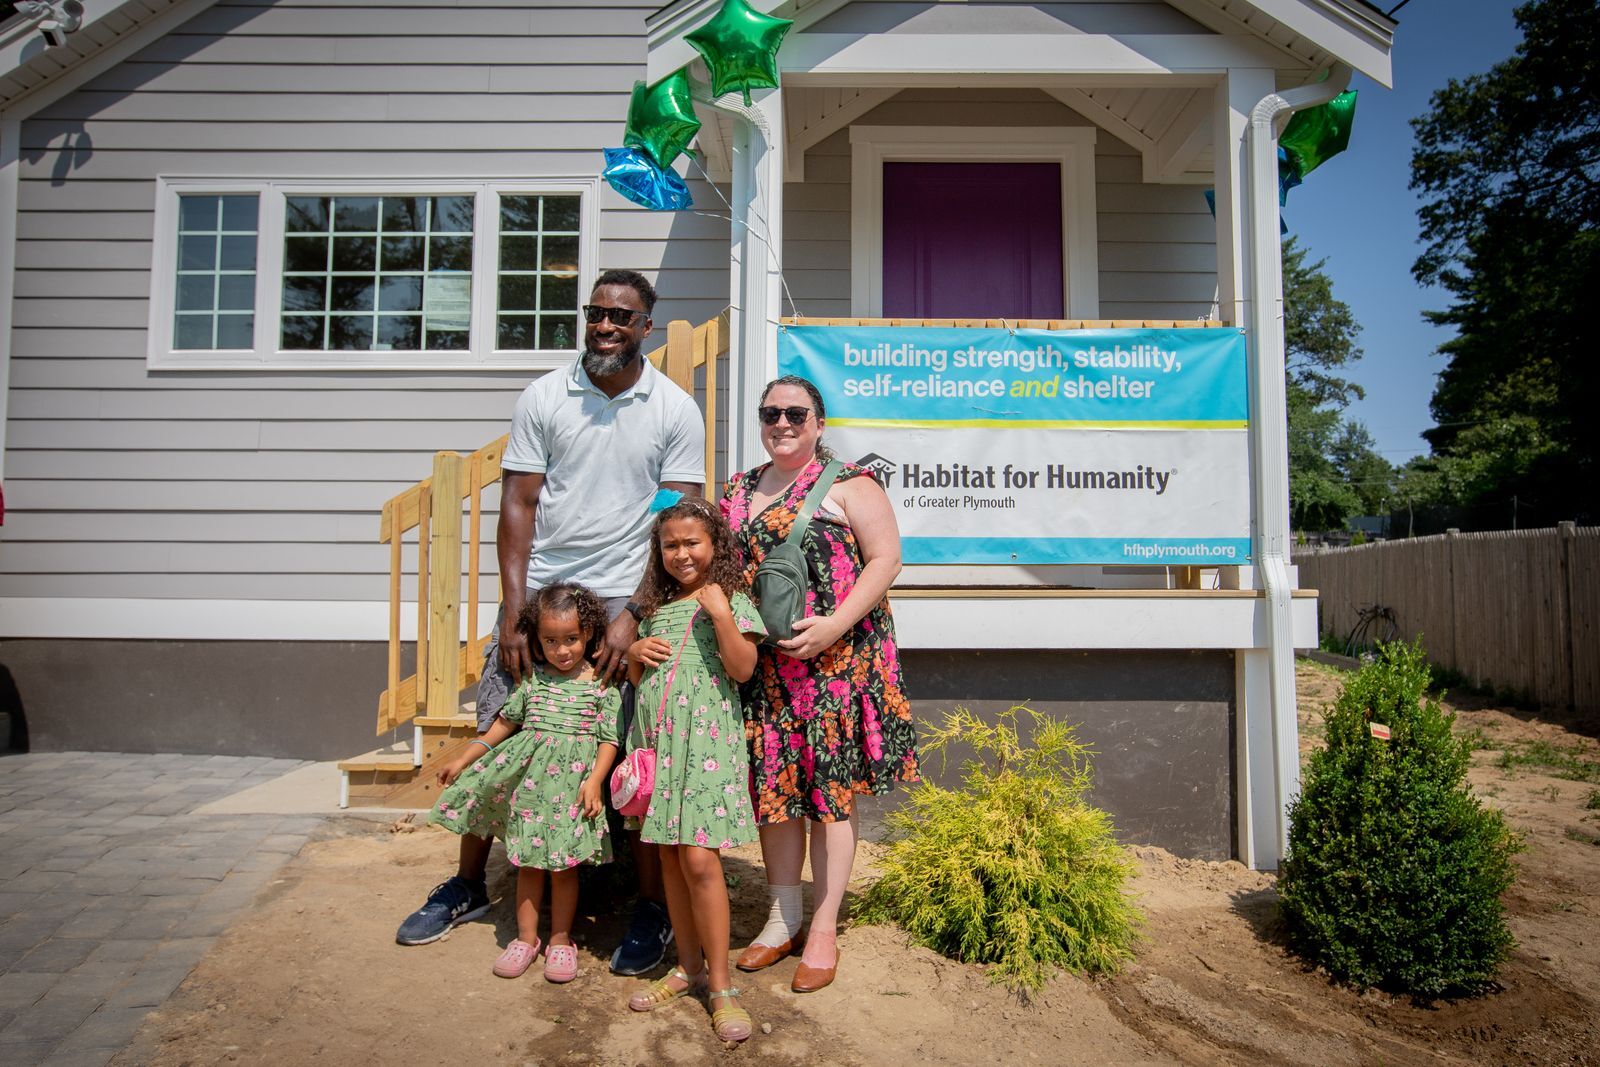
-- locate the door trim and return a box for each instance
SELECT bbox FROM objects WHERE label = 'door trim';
[849,125,1099,318]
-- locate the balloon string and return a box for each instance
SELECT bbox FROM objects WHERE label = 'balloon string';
[685,152,799,320]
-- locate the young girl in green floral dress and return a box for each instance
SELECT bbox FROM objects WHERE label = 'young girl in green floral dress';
[623,496,765,1042]
[431,582,621,983]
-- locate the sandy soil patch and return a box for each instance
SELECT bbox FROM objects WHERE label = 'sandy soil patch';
[116,663,1600,1065]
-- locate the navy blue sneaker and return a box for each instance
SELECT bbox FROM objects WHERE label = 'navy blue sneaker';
[610,898,673,975]
[395,876,490,946]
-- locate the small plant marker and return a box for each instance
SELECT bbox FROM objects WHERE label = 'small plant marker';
[1369,722,1392,741]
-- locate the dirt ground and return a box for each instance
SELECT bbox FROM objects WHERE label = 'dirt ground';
[116,662,1600,1066]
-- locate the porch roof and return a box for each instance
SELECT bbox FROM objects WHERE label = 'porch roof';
[0,0,200,114]
[647,0,1395,88]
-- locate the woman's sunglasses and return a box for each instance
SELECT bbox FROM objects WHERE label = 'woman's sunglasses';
[758,406,813,426]
[582,304,647,327]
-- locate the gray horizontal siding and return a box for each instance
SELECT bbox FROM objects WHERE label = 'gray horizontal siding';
[3,0,729,605]
[809,2,1210,35]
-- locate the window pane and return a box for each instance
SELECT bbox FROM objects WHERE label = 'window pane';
[178,196,218,232]
[541,274,578,312]
[334,197,379,232]
[283,276,327,313]
[499,275,536,312]
[281,315,324,349]
[433,196,474,233]
[379,276,423,312]
[498,315,537,350]
[176,275,215,312]
[500,195,539,232]
[329,315,375,350]
[381,236,423,271]
[330,277,375,312]
[427,327,470,351]
[217,274,255,311]
[500,235,537,271]
[221,196,257,231]
[539,315,578,350]
[382,197,422,233]
[285,197,329,233]
[377,315,421,350]
[429,235,472,272]
[219,234,257,271]
[179,234,215,271]
[332,236,376,272]
[543,196,580,232]
[215,313,254,349]
[540,235,580,275]
[174,315,213,349]
[284,235,327,273]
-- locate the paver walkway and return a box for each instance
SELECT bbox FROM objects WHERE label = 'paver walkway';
[0,751,324,1067]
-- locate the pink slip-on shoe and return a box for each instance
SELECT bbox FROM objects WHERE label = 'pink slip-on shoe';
[492,938,540,979]
[543,942,578,983]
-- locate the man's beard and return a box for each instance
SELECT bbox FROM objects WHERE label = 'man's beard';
[582,338,641,378]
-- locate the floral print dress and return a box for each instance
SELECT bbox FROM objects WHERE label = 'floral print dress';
[631,594,765,849]
[722,458,920,824]
[429,667,620,870]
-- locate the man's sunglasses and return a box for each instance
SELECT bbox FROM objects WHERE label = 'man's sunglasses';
[758,406,813,426]
[582,304,648,327]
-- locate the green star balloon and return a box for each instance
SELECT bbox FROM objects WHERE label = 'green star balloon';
[685,0,794,106]
[1280,89,1358,180]
[623,69,703,170]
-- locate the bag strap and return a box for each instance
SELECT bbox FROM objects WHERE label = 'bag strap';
[781,459,844,549]
[643,606,700,746]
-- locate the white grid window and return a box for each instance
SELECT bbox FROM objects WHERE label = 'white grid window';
[497,194,582,351]
[173,194,259,350]
[148,178,601,370]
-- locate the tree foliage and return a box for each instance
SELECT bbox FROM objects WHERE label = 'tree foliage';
[1409,0,1599,526]
[1283,237,1392,530]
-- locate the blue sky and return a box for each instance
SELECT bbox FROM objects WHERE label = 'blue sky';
[1286,0,1523,462]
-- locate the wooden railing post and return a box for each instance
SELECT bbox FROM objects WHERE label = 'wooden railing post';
[664,320,694,393]
[427,452,464,713]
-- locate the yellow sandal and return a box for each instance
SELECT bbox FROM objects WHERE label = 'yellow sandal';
[628,966,704,1012]
[709,988,753,1042]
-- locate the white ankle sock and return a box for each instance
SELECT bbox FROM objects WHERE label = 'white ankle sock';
[753,884,804,947]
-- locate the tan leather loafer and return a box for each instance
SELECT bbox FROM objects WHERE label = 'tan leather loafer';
[735,938,795,972]
[790,952,838,993]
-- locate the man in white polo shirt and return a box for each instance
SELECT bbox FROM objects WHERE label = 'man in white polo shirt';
[396,270,702,975]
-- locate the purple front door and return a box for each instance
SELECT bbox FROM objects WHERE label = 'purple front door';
[881,161,1064,319]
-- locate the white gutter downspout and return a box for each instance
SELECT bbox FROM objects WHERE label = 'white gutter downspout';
[695,88,781,474]
[1245,63,1352,862]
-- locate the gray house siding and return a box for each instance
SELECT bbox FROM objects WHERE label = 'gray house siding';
[3,0,730,607]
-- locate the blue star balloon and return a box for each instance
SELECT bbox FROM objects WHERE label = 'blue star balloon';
[601,147,693,212]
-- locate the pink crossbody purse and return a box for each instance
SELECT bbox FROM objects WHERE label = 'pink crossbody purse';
[610,607,700,817]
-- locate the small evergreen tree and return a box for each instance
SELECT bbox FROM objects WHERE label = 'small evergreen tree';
[859,706,1142,992]
[1279,640,1520,996]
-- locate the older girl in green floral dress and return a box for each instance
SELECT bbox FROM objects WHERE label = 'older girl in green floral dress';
[624,496,765,1042]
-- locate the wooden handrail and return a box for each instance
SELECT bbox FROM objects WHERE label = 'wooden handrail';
[374,310,733,734]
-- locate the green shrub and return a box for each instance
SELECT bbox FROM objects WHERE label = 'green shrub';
[858,705,1142,991]
[1279,640,1521,997]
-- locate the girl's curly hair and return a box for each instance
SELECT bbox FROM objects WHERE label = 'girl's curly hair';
[515,581,610,664]
[634,496,748,618]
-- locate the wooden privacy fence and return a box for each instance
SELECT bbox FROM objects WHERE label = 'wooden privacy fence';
[373,311,731,735]
[1293,523,1600,712]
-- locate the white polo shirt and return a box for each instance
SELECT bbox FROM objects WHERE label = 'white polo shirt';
[502,357,705,598]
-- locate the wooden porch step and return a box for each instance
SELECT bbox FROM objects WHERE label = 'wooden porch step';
[337,740,414,774]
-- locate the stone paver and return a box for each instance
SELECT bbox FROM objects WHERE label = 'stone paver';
[0,752,321,1062]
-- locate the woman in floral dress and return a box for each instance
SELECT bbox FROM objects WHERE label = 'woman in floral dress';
[720,375,919,993]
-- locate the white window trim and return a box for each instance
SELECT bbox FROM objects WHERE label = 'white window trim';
[148,176,601,372]
[848,126,1099,319]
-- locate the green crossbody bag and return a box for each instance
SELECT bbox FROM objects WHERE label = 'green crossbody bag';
[750,459,844,644]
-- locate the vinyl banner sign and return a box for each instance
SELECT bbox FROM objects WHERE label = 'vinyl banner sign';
[777,325,1253,566]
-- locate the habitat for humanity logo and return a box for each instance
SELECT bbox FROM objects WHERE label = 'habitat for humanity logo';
[856,453,896,488]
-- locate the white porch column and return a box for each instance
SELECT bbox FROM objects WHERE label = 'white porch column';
[725,89,784,474]
[0,116,21,481]
[1212,68,1272,328]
